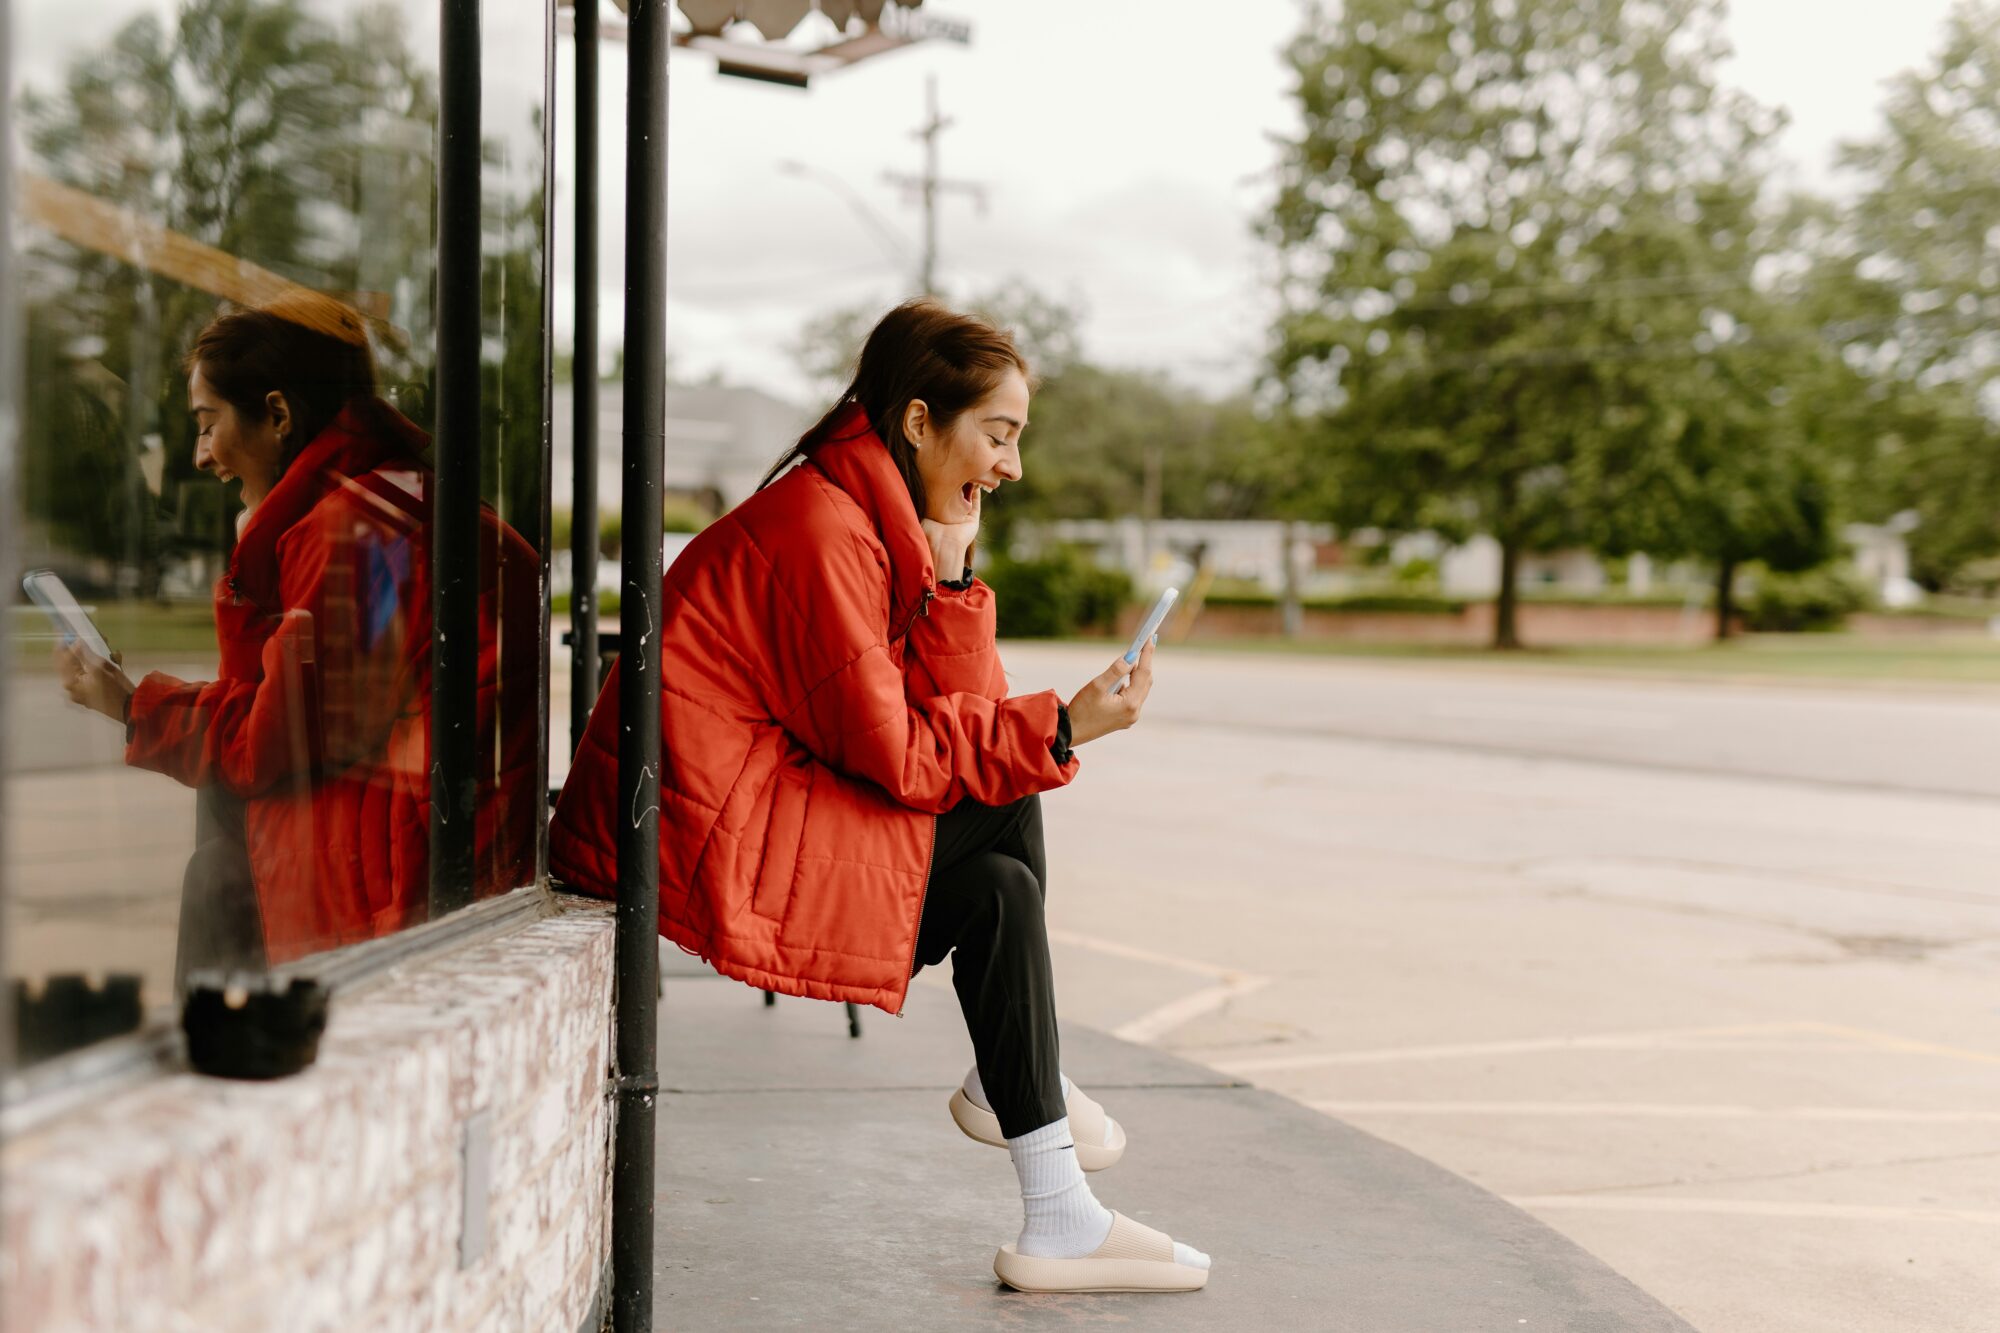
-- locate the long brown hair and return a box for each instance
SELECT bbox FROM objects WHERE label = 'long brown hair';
[761,298,1033,517]
[185,291,382,473]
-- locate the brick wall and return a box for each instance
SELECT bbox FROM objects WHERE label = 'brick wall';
[1,900,617,1333]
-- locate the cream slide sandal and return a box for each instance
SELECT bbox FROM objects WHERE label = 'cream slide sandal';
[949,1083,1128,1171]
[994,1212,1210,1293]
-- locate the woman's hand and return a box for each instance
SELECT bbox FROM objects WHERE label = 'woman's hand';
[55,643,136,724]
[1065,638,1155,747]
[920,489,979,583]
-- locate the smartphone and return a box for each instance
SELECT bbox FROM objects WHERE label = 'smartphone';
[1110,586,1177,696]
[21,570,114,659]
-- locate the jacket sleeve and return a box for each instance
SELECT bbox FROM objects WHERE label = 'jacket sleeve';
[124,519,417,796]
[904,577,1008,702]
[767,549,1077,815]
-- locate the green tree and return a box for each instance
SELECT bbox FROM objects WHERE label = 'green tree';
[1822,1,2000,588]
[1264,0,1784,647]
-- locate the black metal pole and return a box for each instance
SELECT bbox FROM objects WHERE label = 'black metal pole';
[0,0,17,1073]
[569,0,600,754]
[611,0,665,1328]
[430,0,481,919]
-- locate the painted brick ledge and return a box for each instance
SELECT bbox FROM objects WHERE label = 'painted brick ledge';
[1,898,618,1333]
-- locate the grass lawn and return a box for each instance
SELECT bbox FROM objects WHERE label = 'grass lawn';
[8,601,223,671]
[1168,632,2000,687]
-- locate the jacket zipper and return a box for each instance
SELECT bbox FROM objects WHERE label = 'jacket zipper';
[893,587,934,642]
[897,811,939,1017]
[888,583,937,1014]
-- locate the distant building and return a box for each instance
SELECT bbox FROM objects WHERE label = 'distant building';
[1844,519,1925,608]
[1013,518,1336,592]
[1018,518,1922,608]
[551,380,813,518]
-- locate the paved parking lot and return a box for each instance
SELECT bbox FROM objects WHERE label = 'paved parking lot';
[996,642,2000,1333]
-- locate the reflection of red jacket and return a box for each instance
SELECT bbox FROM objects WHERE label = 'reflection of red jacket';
[549,406,1078,1014]
[125,403,539,964]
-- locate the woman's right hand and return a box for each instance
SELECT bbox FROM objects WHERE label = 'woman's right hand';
[55,643,136,724]
[1065,638,1155,747]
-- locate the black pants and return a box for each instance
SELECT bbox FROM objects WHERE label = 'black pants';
[913,793,1065,1140]
[174,785,267,996]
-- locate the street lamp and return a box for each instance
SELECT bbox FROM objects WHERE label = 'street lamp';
[776,159,912,275]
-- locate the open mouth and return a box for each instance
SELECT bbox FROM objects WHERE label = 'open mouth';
[960,481,995,507]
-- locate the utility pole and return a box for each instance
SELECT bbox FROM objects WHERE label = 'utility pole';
[884,75,985,296]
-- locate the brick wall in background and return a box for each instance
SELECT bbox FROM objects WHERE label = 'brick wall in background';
[1,900,618,1333]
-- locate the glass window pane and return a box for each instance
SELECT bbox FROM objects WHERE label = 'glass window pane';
[6,0,549,1067]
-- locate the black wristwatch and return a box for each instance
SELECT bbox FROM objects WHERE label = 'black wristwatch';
[938,565,974,591]
[1050,703,1074,767]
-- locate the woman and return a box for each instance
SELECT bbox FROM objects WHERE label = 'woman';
[57,292,540,981]
[550,299,1210,1292]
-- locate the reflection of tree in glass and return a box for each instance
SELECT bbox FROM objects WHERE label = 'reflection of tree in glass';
[483,116,550,555]
[16,0,441,583]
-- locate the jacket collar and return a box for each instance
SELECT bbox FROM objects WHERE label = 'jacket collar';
[230,400,429,609]
[805,403,935,630]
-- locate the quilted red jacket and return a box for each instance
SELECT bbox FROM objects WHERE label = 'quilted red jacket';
[125,402,540,963]
[549,405,1079,1013]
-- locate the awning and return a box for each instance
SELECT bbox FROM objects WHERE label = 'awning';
[606,0,926,39]
[565,1,957,85]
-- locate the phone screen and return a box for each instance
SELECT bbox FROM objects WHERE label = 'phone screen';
[1124,586,1179,662]
[22,570,114,659]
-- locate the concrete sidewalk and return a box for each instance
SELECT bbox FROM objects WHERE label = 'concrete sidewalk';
[651,960,1693,1331]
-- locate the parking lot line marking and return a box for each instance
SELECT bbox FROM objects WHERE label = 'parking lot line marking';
[1045,927,1258,983]
[1311,1100,2000,1122]
[1220,1023,1807,1074]
[1113,976,1273,1046]
[1509,1196,2000,1225]
[1044,928,1273,1047]
[1797,1021,2000,1067]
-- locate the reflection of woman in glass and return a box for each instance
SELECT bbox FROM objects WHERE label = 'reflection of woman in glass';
[56,293,540,982]
[550,301,1209,1292]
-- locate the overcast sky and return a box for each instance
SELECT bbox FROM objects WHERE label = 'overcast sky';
[18,0,1965,404]
[550,0,1960,404]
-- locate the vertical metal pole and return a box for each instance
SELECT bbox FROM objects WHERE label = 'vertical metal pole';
[0,0,18,1073]
[534,0,557,884]
[569,0,600,754]
[430,0,482,918]
[612,0,665,1328]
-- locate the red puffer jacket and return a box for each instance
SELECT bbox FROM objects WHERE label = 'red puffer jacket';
[549,405,1079,1013]
[125,402,540,964]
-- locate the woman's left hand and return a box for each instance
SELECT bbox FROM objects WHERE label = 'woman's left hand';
[55,643,136,724]
[920,488,979,583]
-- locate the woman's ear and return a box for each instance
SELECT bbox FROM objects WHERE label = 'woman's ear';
[264,390,294,448]
[902,398,929,448]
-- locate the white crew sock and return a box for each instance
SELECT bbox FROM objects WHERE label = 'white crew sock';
[963,1065,1071,1115]
[990,1080,1212,1270]
[1008,1118,1114,1258]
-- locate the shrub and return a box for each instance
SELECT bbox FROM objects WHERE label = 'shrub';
[985,546,1134,638]
[1743,565,1871,632]
[662,498,709,534]
[1393,556,1438,586]
[1201,590,1466,615]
